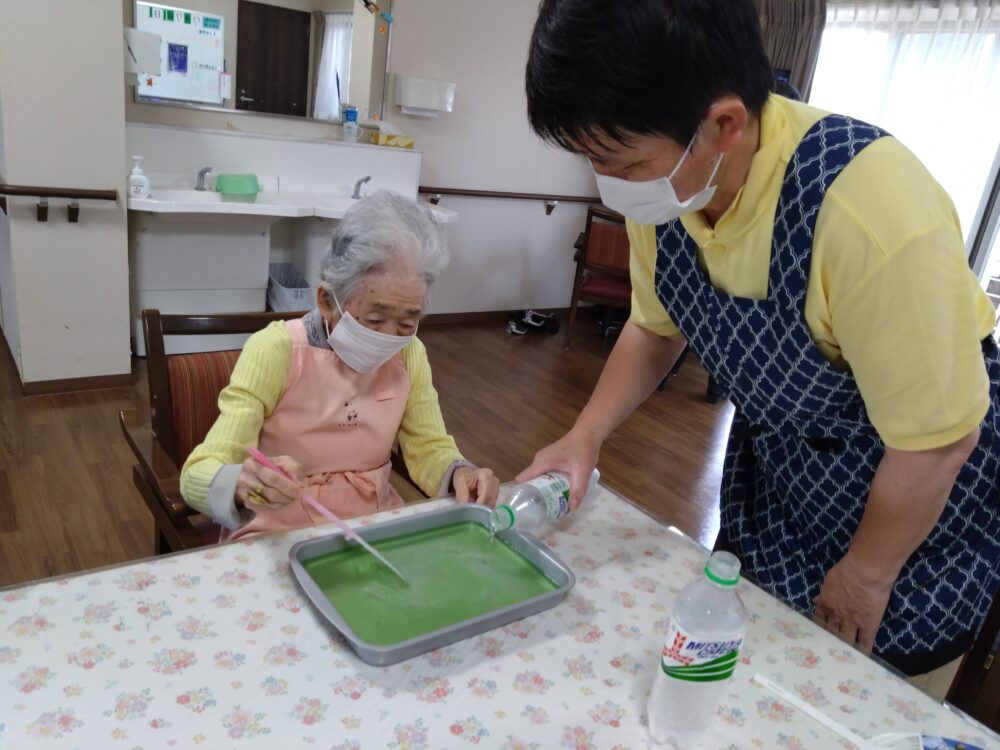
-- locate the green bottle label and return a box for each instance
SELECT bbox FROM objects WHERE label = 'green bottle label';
[660,620,743,683]
[529,474,571,521]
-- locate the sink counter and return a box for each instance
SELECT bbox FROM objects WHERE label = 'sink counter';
[128,189,313,217]
[128,190,458,223]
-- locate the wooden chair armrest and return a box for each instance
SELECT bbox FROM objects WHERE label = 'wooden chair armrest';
[119,409,195,518]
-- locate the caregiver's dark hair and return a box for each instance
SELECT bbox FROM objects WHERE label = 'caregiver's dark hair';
[525,0,774,154]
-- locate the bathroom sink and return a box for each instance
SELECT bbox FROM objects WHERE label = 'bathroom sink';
[149,189,226,203]
[128,189,312,218]
[313,196,359,220]
[128,190,458,223]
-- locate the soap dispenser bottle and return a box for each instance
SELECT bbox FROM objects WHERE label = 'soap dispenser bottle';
[342,105,359,143]
[128,155,151,199]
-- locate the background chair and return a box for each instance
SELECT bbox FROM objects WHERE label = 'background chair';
[563,206,721,400]
[947,588,1000,731]
[120,309,425,556]
[564,206,634,350]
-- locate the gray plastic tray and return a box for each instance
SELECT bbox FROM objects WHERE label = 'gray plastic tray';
[289,504,575,666]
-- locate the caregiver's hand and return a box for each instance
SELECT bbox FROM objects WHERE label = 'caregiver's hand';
[517,427,600,511]
[812,552,894,653]
[236,454,305,510]
[453,466,500,506]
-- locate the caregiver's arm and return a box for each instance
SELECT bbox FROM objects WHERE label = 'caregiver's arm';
[813,427,979,651]
[518,320,686,507]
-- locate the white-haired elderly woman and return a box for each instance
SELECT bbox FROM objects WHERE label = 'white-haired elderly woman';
[181,191,499,541]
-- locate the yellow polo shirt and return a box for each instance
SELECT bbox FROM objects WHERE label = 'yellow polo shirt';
[629,95,995,451]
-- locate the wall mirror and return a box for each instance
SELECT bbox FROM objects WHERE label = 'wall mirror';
[131,0,392,123]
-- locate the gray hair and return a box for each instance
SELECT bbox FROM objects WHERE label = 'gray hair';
[318,190,450,307]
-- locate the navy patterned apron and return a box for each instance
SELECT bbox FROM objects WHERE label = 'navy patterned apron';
[654,115,1000,672]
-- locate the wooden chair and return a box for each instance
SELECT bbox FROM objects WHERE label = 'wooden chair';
[947,587,1000,731]
[120,309,425,556]
[564,206,633,350]
[562,206,718,400]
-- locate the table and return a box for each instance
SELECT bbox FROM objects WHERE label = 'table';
[2,485,998,749]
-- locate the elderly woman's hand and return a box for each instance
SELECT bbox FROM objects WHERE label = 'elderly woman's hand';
[236,454,305,511]
[452,466,500,506]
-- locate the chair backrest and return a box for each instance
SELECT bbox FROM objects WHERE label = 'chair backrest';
[948,586,1000,730]
[166,350,243,464]
[142,309,307,467]
[583,206,630,275]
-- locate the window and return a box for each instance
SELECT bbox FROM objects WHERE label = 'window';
[313,13,353,122]
[809,1,1000,242]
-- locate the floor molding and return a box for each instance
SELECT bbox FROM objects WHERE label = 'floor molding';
[422,307,569,326]
[21,372,133,396]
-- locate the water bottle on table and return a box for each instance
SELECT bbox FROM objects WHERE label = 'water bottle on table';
[648,550,748,747]
[490,469,600,534]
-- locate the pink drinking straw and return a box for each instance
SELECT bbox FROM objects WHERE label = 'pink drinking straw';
[246,446,408,583]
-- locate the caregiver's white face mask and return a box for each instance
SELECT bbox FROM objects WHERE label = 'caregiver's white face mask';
[594,130,723,226]
[324,292,416,374]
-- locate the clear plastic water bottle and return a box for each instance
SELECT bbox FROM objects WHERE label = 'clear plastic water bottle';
[490,469,600,534]
[647,551,748,747]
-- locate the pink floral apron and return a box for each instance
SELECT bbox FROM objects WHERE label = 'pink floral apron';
[228,319,410,541]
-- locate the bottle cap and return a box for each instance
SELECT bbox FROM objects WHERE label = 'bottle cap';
[583,468,600,502]
[704,551,741,587]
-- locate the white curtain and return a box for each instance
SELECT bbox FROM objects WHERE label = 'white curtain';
[755,0,828,99]
[809,0,1000,241]
[314,12,353,121]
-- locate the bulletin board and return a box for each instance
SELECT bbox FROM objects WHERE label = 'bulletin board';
[135,1,225,105]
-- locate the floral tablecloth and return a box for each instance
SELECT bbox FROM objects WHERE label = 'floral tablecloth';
[2,486,998,749]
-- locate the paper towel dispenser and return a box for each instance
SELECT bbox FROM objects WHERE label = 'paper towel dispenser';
[124,28,163,85]
[394,75,456,118]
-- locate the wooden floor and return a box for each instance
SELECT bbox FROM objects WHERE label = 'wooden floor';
[0,316,733,588]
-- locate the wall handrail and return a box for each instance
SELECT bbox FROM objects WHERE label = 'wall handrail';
[0,183,119,202]
[0,180,119,223]
[418,185,601,216]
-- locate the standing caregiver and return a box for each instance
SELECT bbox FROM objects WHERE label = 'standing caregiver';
[519,0,1000,699]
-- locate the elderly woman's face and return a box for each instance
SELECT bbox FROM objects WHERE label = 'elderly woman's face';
[321,270,426,336]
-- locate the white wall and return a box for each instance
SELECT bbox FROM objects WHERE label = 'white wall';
[387,0,599,314]
[0,0,131,384]
[0,86,17,350]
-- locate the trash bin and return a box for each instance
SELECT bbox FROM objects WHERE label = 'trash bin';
[267,262,312,313]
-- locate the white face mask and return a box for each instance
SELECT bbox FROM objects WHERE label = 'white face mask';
[594,131,723,226]
[324,292,416,374]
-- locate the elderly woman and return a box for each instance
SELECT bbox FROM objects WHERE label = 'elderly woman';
[180,191,499,540]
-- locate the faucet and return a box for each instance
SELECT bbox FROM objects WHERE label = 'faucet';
[195,166,213,191]
[352,175,372,199]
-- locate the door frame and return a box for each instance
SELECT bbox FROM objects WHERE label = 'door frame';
[969,141,1000,283]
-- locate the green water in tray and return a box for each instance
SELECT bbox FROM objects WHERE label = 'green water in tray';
[302,521,557,646]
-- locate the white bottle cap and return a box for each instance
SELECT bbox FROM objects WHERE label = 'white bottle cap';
[582,468,600,503]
